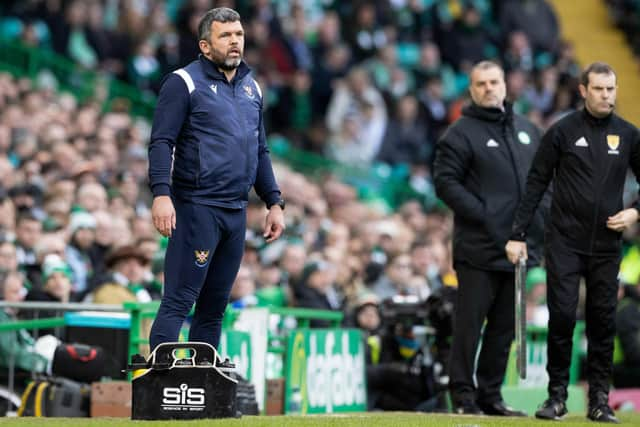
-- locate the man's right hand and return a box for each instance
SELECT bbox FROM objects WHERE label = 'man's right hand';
[152,196,176,237]
[505,240,528,264]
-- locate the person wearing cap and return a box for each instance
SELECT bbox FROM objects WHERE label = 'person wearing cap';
[293,260,341,327]
[433,60,546,416]
[65,211,96,295]
[87,245,156,303]
[22,255,76,333]
[147,7,285,351]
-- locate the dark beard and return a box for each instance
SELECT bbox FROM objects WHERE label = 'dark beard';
[210,48,241,71]
[216,59,240,71]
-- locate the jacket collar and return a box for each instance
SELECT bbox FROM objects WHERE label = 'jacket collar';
[198,54,251,83]
[581,107,613,127]
[462,101,513,123]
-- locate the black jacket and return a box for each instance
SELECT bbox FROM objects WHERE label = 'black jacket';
[511,109,640,255]
[434,102,547,271]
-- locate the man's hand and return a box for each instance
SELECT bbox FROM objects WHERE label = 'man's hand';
[152,196,176,237]
[263,205,285,243]
[607,208,639,232]
[505,240,528,264]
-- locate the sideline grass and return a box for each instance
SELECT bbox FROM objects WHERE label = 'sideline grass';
[2,412,640,427]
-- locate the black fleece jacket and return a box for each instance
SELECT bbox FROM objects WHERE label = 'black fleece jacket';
[511,109,640,255]
[434,102,548,271]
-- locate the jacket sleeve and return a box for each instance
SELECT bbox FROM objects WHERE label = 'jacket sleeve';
[253,106,281,208]
[510,124,561,240]
[630,127,640,214]
[433,127,485,224]
[147,73,190,198]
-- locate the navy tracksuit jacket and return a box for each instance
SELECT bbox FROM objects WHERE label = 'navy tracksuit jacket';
[148,55,281,350]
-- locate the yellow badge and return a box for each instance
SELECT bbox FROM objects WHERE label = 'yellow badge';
[194,250,210,267]
[607,135,620,151]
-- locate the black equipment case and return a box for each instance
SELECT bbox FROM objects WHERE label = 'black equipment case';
[129,342,238,420]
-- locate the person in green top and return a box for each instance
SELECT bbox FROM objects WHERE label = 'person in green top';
[0,270,48,374]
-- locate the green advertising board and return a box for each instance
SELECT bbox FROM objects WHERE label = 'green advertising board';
[285,329,367,414]
[218,329,252,381]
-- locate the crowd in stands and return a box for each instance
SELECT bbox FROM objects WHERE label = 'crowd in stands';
[606,0,640,64]
[0,0,639,408]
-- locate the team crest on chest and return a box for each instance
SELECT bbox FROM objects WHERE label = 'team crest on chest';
[194,250,210,267]
[607,134,620,155]
[243,84,255,99]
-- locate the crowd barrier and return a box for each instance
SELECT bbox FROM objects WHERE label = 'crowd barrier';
[1,301,598,416]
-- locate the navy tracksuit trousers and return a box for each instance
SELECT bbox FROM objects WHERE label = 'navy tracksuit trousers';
[149,198,246,351]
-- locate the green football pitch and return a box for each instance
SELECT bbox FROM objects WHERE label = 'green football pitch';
[2,412,640,427]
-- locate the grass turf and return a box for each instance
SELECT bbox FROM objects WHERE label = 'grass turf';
[2,412,640,427]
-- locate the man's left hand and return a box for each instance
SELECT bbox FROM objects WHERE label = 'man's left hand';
[263,205,285,243]
[607,208,639,232]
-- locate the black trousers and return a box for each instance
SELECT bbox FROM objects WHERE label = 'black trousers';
[545,236,620,403]
[448,263,515,404]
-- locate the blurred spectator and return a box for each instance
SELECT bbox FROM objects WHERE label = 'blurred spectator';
[0,240,18,273]
[65,211,96,295]
[442,5,496,72]
[294,259,342,326]
[346,3,390,61]
[498,0,559,53]
[614,284,640,388]
[326,67,388,165]
[24,255,75,322]
[14,211,42,278]
[372,253,429,300]
[0,270,48,374]
[278,242,307,290]
[525,267,549,327]
[377,94,430,166]
[229,265,258,309]
[87,244,155,303]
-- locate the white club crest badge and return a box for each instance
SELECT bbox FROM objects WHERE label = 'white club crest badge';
[194,250,210,267]
[243,84,254,99]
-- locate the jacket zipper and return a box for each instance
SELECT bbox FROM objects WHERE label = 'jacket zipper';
[196,141,201,187]
[589,126,606,253]
[232,80,250,187]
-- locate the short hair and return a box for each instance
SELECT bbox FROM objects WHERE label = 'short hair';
[198,7,241,41]
[580,62,616,87]
[470,60,504,80]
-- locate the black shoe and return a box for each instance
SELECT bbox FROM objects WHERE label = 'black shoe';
[535,398,568,420]
[478,400,527,417]
[452,400,483,415]
[588,404,620,424]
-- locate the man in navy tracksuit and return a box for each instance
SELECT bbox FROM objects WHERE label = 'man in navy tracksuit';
[147,7,285,353]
